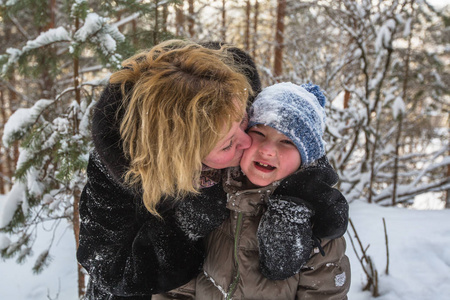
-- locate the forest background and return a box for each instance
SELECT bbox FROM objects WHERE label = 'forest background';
[0,0,448,299]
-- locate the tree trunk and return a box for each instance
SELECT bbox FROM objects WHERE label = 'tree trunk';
[344,90,350,109]
[3,16,19,181]
[392,116,403,206]
[446,111,450,208]
[252,0,259,59]
[221,0,226,42]
[162,4,168,33]
[188,0,195,38]
[47,0,56,30]
[446,148,450,208]
[154,0,159,45]
[9,78,19,178]
[0,89,5,194]
[245,0,251,51]
[175,0,185,36]
[0,161,4,194]
[274,0,286,79]
[393,0,414,206]
[38,0,57,98]
[132,19,138,47]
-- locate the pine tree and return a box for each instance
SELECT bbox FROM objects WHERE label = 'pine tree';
[0,0,177,297]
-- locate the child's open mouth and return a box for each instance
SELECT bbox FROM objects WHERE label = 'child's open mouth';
[254,161,276,172]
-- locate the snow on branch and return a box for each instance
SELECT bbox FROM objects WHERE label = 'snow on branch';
[0,234,11,250]
[409,148,449,186]
[374,178,450,205]
[372,153,450,203]
[113,12,140,28]
[0,0,19,7]
[375,19,396,52]
[81,73,111,88]
[2,99,54,147]
[0,182,26,229]
[1,27,70,75]
[72,13,125,68]
[23,27,71,52]
[1,48,21,75]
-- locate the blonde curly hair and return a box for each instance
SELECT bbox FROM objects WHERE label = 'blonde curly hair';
[110,40,252,216]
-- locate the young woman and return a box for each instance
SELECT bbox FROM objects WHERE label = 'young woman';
[77,40,261,299]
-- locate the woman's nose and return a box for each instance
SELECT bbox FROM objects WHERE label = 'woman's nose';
[235,130,252,150]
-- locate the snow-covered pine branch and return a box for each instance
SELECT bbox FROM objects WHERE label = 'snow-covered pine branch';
[72,13,125,69]
[2,99,54,147]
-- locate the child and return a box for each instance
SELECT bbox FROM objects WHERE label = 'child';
[157,82,350,300]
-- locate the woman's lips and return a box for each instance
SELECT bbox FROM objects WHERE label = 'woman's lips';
[253,161,276,173]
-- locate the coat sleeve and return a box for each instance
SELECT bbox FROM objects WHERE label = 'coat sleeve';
[296,237,351,300]
[76,151,206,298]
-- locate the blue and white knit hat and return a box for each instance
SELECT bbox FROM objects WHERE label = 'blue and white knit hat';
[248,82,327,166]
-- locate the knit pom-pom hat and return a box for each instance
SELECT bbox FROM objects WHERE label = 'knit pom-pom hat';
[248,82,327,166]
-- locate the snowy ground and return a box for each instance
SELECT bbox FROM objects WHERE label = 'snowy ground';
[1,194,449,300]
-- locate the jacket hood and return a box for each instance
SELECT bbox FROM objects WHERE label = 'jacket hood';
[91,83,130,185]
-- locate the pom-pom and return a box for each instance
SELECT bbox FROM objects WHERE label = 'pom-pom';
[301,83,326,108]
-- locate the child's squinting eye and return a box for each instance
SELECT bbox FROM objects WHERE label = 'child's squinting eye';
[281,139,295,146]
[249,130,265,137]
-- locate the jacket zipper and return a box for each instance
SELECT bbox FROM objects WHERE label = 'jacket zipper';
[226,211,244,300]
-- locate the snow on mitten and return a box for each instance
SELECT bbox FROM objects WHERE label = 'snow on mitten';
[273,156,349,240]
[258,196,314,280]
[175,182,229,241]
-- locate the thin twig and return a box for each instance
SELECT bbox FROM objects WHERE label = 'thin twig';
[383,217,389,275]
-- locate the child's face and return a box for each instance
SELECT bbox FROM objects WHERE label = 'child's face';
[240,125,301,187]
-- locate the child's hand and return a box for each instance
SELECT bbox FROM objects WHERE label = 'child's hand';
[272,156,349,240]
[175,182,229,241]
[257,196,314,280]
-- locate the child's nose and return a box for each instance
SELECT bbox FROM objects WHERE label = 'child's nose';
[259,141,276,156]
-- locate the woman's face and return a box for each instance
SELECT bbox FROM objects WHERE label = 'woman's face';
[202,115,252,169]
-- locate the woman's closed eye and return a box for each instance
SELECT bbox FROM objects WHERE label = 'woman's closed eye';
[222,140,233,151]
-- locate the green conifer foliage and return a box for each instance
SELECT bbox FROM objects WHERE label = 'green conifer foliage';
[0,0,177,296]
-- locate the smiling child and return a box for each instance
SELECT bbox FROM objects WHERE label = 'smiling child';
[157,82,350,300]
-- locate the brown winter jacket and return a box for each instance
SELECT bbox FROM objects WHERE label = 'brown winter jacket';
[154,168,350,300]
